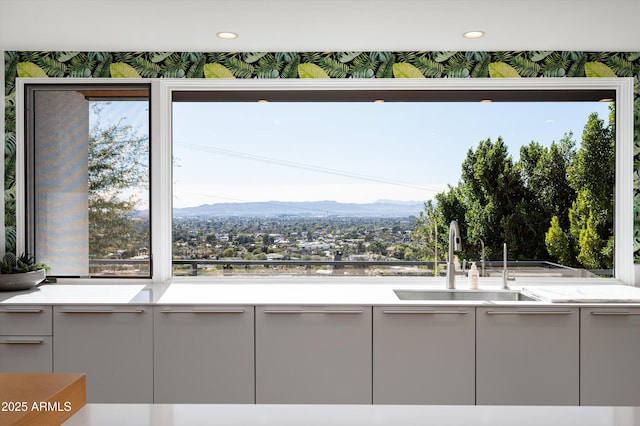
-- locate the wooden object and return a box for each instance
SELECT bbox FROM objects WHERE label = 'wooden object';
[0,373,86,425]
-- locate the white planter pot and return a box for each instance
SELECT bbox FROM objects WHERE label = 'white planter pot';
[0,269,47,291]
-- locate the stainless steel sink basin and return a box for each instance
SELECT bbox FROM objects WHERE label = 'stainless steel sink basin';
[393,289,538,302]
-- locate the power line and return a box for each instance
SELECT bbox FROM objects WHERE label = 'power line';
[175,141,445,193]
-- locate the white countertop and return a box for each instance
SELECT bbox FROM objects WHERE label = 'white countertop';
[1,277,639,306]
[0,284,147,305]
[63,404,640,426]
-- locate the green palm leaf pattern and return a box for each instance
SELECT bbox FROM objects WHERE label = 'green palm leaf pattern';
[4,49,640,258]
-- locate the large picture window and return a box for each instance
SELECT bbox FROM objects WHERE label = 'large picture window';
[172,95,614,278]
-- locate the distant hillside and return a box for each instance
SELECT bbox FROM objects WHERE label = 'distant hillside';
[173,200,424,218]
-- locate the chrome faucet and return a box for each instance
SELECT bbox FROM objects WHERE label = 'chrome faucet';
[502,242,515,289]
[446,220,462,289]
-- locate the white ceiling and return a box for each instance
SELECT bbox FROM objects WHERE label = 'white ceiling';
[1,0,639,52]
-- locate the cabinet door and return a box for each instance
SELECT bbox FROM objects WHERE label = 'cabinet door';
[476,307,579,406]
[0,336,52,372]
[154,306,254,403]
[255,306,372,404]
[373,306,475,404]
[581,307,640,406]
[53,305,153,403]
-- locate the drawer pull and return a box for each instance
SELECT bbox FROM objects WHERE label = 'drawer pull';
[161,309,245,314]
[383,310,468,315]
[59,308,144,314]
[263,310,363,315]
[0,339,44,345]
[485,311,573,316]
[590,311,640,316]
[0,308,44,313]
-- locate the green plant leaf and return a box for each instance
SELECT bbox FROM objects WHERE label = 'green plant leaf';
[40,56,67,77]
[392,63,425,78]
[375,56,395,78]
[4,226,16,254]
[243,52,268,64]
[320,57,349,78]
[511,56,540,77]
[338,52,362,63]
[110,63,141,78]
[433,51,457,63]
[488,62,521,78]
[5,132,16,160]
[225,58,254,78]
[203,63,236,78]
[626,52,640,61]
[606,56,633,77]
[529,51,553,62]
[56,51,80,62]
[298,63,330,79]
[17,62,48,77]
[150,52,174,63]
[585,62,617,77]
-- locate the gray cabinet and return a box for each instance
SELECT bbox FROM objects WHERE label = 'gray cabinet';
[255,306,372,404]
[53,305,153,403]
[476,307,579,405]
[0,306,52,373]
[153,305,255,403]
[373,306,475,404]
[580,307,640,406]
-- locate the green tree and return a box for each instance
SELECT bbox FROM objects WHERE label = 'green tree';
[545,215,573,266]
[560,111,614,269]
[411,200,444,262]
[88,103,149,258]
[459,137,531,259]
[519,134,576,230]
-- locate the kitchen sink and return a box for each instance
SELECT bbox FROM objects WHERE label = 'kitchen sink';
[393,289,538,302]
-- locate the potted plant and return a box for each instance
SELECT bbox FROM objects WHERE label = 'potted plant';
[0,252,50,291]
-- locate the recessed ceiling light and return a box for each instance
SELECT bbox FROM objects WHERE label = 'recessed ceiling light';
[373,99,385,103]
[599,98,614,102]
[480,99,493,103]
[463,31,485,39]
[216,32,238,40]
[257,99,269,103]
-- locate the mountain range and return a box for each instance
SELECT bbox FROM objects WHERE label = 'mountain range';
[173,200,425,218]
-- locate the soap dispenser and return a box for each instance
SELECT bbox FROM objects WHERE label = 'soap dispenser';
[468,262,479,290]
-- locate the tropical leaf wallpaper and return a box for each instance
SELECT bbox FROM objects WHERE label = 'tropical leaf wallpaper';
[4,50,640,261]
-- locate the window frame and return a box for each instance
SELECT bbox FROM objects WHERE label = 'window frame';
[15,77,635,285]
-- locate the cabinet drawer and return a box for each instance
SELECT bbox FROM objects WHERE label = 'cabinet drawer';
[373,306,475,404]
[580,307,640,406]
[53,305,153,403]
[0,335,53,372]
[255,305,372,404]
[476,307,579,406]
[0,306,52,335]
[154,306,255,403]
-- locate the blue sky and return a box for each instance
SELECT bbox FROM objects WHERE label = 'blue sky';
[171,101,611,208]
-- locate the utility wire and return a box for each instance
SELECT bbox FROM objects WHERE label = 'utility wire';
[175,141,444,193]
